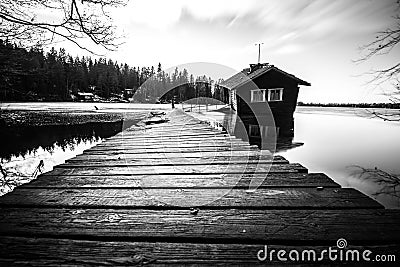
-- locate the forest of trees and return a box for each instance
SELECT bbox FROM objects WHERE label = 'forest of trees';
[0,40,223,103]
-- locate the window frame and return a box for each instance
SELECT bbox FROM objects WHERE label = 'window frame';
[250,89,267,103]
[267,88,284,102]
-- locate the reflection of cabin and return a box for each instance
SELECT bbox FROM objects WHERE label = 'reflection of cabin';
[221,63,310,137]
[76,92,94,102]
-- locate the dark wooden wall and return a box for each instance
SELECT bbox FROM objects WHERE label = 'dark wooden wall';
[235,70,300,137]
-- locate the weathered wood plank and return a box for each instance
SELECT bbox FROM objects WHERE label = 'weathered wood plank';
[113,126,228,133]
[22,173,340,189]
[83,146,260,154]
[115,132,231,138]
[74,150,274,159]
[105,139,247,147]
[0,188,381,209]
[78,149,271,159]
[0,209,398,243]
[134,123,213,129]
[119,129,225,137]
[108,136,241,143]
[60,159,288,167]
[109,135,242,141]
[67,154,281,163]
[0,237,398,265]
[127,126,218,132]
[94,143,254,150]
[49,163,308,175]
[144,121,206,127]
[96,140,250,148]
[88,144,257,152]
[104,139,251,147]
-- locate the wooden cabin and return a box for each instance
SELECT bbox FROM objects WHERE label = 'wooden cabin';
[221,63,310,137]
[76,92,95,102]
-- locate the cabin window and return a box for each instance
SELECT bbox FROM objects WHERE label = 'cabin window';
[249,125,261,137]
[267,88,283,101]
[250,89,266,102]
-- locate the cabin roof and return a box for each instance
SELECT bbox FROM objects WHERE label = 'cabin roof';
[221,63,311,89]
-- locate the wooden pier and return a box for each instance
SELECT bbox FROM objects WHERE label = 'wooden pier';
[0,109,399,265]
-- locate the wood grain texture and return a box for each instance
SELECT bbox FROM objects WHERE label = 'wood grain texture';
[83,146,260,154]
[21,173,340,189]
[49,163,308,175]
[104,135,245,143]
[86,145,258,153]
[114,131,231,138]
[66,155,282,164]
[1,237,399,265]
[59,159,288,167]
[0,188,381,209]
[74,150,273,159]
[94,142,253,150]
[0,209,398,243]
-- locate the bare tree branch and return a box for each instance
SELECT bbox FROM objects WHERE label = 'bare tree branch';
[0,0,127,54]
[349,165,400,199]
[355,2,400,120]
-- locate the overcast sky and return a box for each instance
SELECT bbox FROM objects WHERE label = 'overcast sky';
[61,0,399,103]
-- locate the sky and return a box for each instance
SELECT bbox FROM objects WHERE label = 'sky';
[59,0,399,103]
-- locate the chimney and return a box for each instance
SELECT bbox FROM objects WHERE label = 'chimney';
[249,63,268,73]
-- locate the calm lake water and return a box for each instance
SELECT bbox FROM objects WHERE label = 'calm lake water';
[0,120,136,195]
[278,106,400,209]
[0,102,162,195]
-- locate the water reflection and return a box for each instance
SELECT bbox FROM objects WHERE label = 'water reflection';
[278,107,400,209]
[0,120,136,160]
[0,120,138,194]
[205,107,303,152]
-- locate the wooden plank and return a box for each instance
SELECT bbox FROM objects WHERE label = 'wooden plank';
[22,173,340,189]
[1,237,399,265]
[60,159,288,167]
[97,139,248,146]
[0,188,381,209]
[73,150,275,159]
[126,126,218,132]
[67,154,281,163]
[101,142,254,149]
[120,129,224,136]
[104,139,250,146]
[0,209,398,243]
[49,163,308,175]
[94,142,254,150]
[108,136,239,142]
[143,122,206,127]
[104,139,247,147]
[83,146,260,154]
[115,132,231,138]
[108,135,241,141]
[136,122,212,128]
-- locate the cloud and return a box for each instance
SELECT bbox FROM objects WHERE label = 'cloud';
[80,0,400,103]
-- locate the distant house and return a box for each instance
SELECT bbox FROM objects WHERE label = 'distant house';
[221,63,310,137]
[124,88,135,99]
[76,92,94,102]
